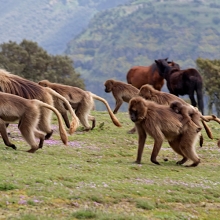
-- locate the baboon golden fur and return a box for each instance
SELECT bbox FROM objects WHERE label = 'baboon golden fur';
[0,69,79,138]
[170,101,202,132]
[0,92,68,153]
[38,80,121,130]
[104,79,139,114]
[129,97,201,167]
[138,84,218,141]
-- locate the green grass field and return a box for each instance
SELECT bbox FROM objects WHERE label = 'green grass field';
[0,111,220,220]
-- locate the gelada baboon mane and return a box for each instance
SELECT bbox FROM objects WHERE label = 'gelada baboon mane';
[0,69,44,99]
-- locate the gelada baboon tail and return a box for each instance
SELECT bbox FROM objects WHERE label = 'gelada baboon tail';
[91,93,121,127]
[201,120,213,139]
[34,100,68,145]
[46,88,79,134]
[202,114,220,124]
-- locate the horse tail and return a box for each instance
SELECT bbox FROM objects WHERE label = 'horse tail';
[195,75,204,115]
[182,70,204,115]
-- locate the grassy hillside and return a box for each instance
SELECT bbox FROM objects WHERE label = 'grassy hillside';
[0,0,130,54]
[65,0,220,110]
[0,112,220,219]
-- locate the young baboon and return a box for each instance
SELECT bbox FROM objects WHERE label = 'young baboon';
[170,101,202,132]
[128,97,201,167]
[138,84,217,142]
[38,80,121,131]
[0,92,68,153]
[0,69,79,138]
[104,79,139,114]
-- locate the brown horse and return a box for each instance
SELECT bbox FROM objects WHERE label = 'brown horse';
[155,59,204,114]
[126,59,179,90]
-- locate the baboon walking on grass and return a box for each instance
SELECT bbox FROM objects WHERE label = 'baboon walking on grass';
[38,80,121,131]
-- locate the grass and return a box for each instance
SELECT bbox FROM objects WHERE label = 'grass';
[0,111,220,219]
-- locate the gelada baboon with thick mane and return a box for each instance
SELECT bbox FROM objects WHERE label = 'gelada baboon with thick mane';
[0,69,79,139]
[38,80,121,131]
[129,97,201,167]
[104,79,139,114]
[0,92,68,153]
[138,84,220,142]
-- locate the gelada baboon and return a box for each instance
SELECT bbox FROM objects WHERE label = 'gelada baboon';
[38,80,121,130]
[128,97,201,167]
[0,92,68,153]
[0,69,79,138]
[138,84,217,142]
[170,101,202,132]
[104,79,139,114]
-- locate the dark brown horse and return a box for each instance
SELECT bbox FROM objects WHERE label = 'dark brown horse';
[155,59,204,114]
[126,59,180,90]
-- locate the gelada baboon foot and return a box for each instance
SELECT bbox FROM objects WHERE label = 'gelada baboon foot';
[38,139,45,149]
[83,128,91,132]
[176,157,188,165]
[45,130,53,140]
[10,144,17,150]
[184,159,201,167]
[91,120,96,130]
[151,159,161,165]
[199,135,203,147]
[27,148,38,153]
[127,127,136,134]
[217,139,220,148]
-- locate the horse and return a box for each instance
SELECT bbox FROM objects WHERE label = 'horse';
[126,58,180,90]
[155,58,204,114]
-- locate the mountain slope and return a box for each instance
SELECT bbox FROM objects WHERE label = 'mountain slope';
[0,0,130,54]
[65,0,220,110]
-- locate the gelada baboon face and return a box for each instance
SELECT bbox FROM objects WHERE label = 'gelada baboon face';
[104,80,113,93]
[170,101,182,114]
[129,98,147,123]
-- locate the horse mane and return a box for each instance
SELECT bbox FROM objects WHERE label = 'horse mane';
[0,69,44,99]
[151,63,158,74]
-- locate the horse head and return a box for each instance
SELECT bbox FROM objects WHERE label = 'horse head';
[155,58,171,79]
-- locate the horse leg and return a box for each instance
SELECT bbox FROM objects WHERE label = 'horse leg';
[196,85,204,115]
[189,92,197,107]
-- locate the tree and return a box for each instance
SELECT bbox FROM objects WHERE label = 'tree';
[196,58,220,116]
[0,40,85,89]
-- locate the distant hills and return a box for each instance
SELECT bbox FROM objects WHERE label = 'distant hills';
[0,0,129,54]
[65,0,220,109]
[1,0,220,110]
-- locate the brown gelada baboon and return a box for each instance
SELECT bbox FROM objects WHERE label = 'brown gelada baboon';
[128,96,201,167]
[104,79,139,114]
[138,84,220,146]
[170,101,202,132]
[38,80,121,131]
[0,69,79,139]
[0,92,68,153]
